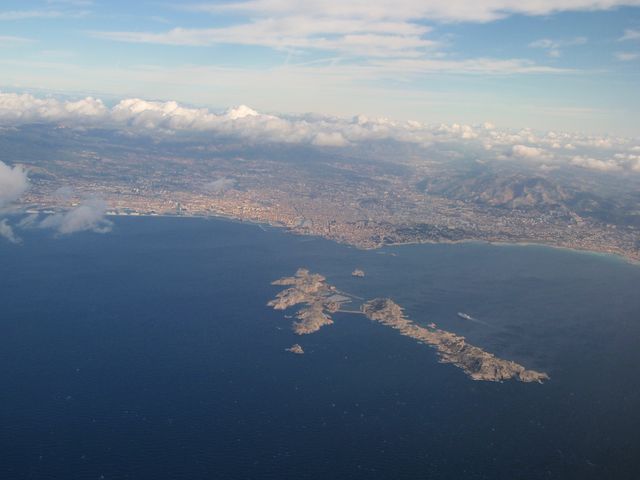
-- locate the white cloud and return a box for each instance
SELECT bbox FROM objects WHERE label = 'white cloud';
[312,131,349,146]
[368,57,572,74]
[0,218,20,244]
[92,16,437,58]
[225,105,259,120]
[570,155,622,171]
[0,159,113,240]
[614,51,639,61]
[539,163,559,172]
[613,152,640,171]
[0,92,107,124]
[1,91,639,174]
[529,37,587,57]
[93,0,636,63]
[0,160,29,245]
[39,198,113,235]
[0,92,425,144]
[619,28,640,41]
[512,144,551,160]
[190,1,640,24]
[0,160,29,207]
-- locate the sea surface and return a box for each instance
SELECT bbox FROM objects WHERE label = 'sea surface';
[1,216,640,480]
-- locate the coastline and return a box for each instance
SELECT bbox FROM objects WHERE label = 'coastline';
[111,211,639,266]
[384,238,639,266]
[24,209,636,266]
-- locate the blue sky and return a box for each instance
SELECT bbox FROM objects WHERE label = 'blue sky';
[0,0,639,135]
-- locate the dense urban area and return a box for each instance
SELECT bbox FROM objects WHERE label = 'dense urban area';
[5,124,640,262]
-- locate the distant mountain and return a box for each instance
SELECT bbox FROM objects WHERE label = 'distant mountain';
[418,173,569,210]
[417,171,640,228]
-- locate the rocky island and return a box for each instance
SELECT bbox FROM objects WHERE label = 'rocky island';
[286,344,305,355]
[362,298,549,383]
[269,269,548,383]
[268,268,354,335]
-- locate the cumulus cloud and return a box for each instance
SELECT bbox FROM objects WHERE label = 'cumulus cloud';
[312,131,349,146]
[0,92,107,124]
[0,160,29,207]
[0,159,114,241]
[1,91,639,175]
[225,105,259,120]
[0,92,528,148]
[39,198,113,235]
[613,153,640,171]
[512,144,551,160]
[0,92,433,145]
[570,155,622,172]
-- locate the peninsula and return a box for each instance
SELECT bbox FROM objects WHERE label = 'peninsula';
[362,298,549,383]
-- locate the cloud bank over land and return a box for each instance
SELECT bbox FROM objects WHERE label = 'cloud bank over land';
[0,157,112,242]
[0,93,108,124]
[512,145,552,160]
[38,198,113,235]
[0,92,639,174]
[570,155,623,172]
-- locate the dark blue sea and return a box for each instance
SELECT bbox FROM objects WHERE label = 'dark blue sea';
[1,216,640,479]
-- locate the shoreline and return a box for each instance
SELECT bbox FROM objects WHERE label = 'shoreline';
[107,212,639,266]
[384,238,640,267]
[24,209,639,266]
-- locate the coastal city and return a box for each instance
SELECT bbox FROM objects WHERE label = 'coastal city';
[15,127,640,262]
